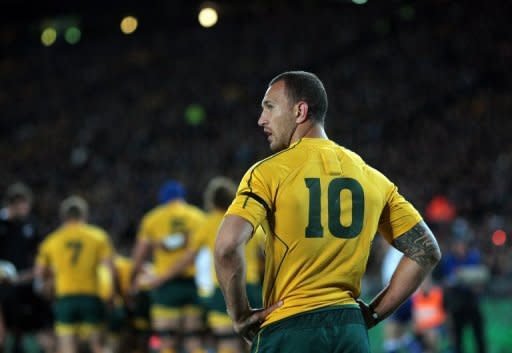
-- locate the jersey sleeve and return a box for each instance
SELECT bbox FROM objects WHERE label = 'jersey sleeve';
[378,185,423,243]
[226,165,272,231]
[137,214,153,242]
[99,232,114,261]
[188,221,209,251]
[35,239,51,267]
[188,209,206,234]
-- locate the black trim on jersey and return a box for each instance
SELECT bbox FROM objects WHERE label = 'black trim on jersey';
[242,139,303,210]
[240,192,271,215]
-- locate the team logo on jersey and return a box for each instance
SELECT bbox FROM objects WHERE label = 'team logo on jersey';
[161,233,187,250]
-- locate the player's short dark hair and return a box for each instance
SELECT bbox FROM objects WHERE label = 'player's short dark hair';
[5,182,33,205]
[269,71,328,124]
[60,196,89,221]
[204,177,237,211]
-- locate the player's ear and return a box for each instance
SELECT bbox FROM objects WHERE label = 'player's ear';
[295,101,309,124]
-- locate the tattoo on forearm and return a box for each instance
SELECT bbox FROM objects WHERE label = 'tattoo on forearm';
[392,221,441,268]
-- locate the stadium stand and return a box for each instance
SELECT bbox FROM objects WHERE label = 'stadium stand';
[1,1,511,352]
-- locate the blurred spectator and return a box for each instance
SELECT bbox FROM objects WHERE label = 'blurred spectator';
[411,275,447,353]
[440,221,489,353]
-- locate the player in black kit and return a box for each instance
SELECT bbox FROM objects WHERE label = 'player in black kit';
[0,183,54,353]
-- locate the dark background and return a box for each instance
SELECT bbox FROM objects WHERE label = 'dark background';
[1,0,511,287]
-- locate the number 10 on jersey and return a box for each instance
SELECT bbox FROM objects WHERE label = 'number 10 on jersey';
[305,178,364,239]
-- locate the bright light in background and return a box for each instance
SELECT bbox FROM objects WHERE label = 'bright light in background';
[352,0,368,4]
[41,27,57,46]
[492,229,507,246]
[185,104,206,126]
[198,7,218,28]
[121,16,138,34]
[65,26,81,44]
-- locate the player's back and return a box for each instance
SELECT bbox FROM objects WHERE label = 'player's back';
[39,222,112,297]
[139,200,205,278]
[230,138,421,326]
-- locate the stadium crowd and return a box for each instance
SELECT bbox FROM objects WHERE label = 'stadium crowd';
[1,1,511,352]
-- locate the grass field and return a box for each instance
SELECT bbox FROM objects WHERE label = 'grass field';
[368,298,512,353]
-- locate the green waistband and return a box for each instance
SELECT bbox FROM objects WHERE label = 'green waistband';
[161,277,195,285]
[57,294,100,301]
[261,304,363,336]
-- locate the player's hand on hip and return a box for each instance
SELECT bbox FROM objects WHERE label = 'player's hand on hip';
[233,300,283,344]
[356,299,378,329]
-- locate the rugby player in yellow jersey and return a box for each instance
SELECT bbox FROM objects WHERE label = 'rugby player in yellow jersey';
[99,245,153,353]
[98,254,133,353]
[148,177,265,353]
[35,196,116,353]
[131,181,205,353]
[214,71,442,353]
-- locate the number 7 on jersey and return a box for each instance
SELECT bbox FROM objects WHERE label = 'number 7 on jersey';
[66,240,83,265]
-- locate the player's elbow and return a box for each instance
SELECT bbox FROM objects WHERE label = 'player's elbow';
[214,234,238,262]
[424,243,442,271]
[214,215,253,264]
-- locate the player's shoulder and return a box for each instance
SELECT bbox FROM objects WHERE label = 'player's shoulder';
[141,204,167,223]
[41,228,60,248]
[332,143,366,166]
[82,222,104,234]
[81,223,109,241]
[182,202,204,217]
[145,204,166,217]
[248,138,307,176]
[335,144,390,180]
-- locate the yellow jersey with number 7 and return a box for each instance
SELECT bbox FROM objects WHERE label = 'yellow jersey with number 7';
[36,222,113,297]
[226,138,422,327]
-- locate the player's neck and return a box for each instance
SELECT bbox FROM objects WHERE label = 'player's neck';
[166,198,184,205]
[64,219,84,226]
[290,122,328,144]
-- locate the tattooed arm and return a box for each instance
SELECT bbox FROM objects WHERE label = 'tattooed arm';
[358,221,441,328]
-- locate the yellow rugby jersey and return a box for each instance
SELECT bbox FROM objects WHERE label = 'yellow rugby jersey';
[97,265,110,301]
[115,256,133,295]
[98,256,133,301]
[36,223,113,297]
[191,209,264,285]
[226,138,422,326]
[138,200,205,278]
[246,227,265,284]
